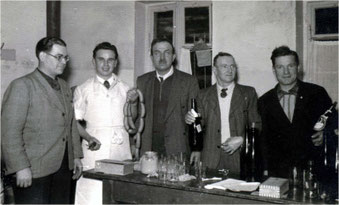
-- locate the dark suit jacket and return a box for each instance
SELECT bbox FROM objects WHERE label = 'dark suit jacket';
[258,80,333,178]
[137,69,199,155]
[1,69,83,178]
[199,84,261,171]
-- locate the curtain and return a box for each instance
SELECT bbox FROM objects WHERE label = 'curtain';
[305,41,338,102]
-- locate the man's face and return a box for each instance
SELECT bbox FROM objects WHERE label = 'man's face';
[43,44,68,77]
[93,49,117,79]
[151,42,176,74]
[273,55,298,87]
[213,56,237,85]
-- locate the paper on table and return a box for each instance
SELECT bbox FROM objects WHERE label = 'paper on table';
[204,178,260,192]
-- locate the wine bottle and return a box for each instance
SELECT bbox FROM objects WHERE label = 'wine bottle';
[313,101,337,131]
[241,121,259,181]
[249,122,258,182]
[240,112,249,180]
[188,98,203,151]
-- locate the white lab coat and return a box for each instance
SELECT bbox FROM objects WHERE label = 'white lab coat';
[74,75,132,205]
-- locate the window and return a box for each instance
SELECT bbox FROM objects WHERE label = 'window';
[185,7,210,44]
[310,2,338,40]
[154,10,174,43]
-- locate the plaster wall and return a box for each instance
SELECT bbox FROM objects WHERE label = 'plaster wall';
[213,1,296,97]
[60,1,135,88]
[1,1,46,97]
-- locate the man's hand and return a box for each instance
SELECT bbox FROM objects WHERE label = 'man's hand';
[311,131,323,146]
[220,136,243,155]
[185,111,196,125]
[16,168,32,188]
[87,136,101,151]
[126,88,139,104]
[190,151,201,165]
[72,158,83,180]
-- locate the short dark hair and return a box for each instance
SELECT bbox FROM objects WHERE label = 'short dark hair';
[93,42,118,59]
[270,46,299,67]
[213,52,234,67]
[150,38,175,56]
[35,37,66,60]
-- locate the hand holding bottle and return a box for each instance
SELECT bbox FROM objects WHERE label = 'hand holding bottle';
[185,110,200,125]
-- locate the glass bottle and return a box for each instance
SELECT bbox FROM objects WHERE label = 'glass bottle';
[188,98,203,152]
[303,160,318,199]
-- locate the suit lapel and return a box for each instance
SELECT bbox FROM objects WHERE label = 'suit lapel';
[207,85,220,118]
[146,72,155,121]
[292,80,306,124]
[268,86,291,125]
[206,85,222,148]
[32,69,65,112]
[229,84,243,116]
[164,70,182,121]
[59,79,71,117]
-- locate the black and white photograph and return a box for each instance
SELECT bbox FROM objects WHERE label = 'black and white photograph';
[1,0,338,204]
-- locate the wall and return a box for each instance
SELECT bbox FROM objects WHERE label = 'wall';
[1,1,46,97]
[213,1,296,96]
[60,1,135,88]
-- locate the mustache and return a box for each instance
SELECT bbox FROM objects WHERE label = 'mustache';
[159,59,167,64]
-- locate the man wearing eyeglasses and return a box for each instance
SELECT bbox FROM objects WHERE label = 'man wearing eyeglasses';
[259,46,337,181]
[185,52,261,175]
[1,37,83,204]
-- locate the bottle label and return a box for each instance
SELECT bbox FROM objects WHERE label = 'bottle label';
[196,124,202,133]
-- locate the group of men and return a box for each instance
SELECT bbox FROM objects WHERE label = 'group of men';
[1,36,337,204]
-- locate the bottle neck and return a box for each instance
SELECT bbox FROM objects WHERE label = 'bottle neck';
[191,99,197,110]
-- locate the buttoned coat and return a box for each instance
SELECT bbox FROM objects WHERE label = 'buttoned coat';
[258,80,334,177]
[137,69,199,155]
[1,69,83,178]
[199,84,261,170]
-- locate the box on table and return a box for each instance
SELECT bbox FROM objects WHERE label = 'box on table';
[259,177,289,198]
[95,159,134,175]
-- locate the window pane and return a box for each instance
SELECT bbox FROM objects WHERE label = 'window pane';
[185,7,210,44]
[154,11,173,43]
[315,7,338,35]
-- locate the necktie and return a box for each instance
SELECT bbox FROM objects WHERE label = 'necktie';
[278,89,297,101]
[104,81,110,89]
[221,88,227,98]
[159,77,164,83]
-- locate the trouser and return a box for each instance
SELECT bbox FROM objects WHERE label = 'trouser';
[12,148,73,204]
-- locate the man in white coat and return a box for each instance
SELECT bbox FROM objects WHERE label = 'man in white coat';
[73,42,138,205]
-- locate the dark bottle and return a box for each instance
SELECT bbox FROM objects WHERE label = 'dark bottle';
[241,122,259,181]
[188,99,203,152]
[249,122,258,181]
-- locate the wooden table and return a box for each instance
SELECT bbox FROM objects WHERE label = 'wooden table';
[83,169,327,204]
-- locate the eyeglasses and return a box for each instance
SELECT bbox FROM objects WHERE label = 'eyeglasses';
[218,64,237,70]
[45,52,70,62]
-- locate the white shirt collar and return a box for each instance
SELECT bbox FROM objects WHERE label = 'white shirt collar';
[217,82,235,94]
[156,66,174,82]
[96,74,116,85]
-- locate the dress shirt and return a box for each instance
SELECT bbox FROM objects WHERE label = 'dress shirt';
[156,66,174,82]
[217,82,235,144]
[277,83,299,122]
[96,74,117,89]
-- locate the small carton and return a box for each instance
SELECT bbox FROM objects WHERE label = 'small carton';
[95,159,134,175]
